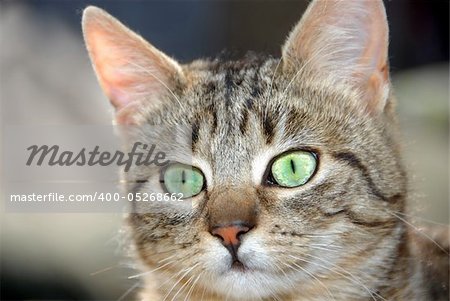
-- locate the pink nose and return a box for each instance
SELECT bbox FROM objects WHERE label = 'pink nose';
[210,223,251,250]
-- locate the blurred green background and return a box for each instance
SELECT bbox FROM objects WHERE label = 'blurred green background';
[1,0,448,300]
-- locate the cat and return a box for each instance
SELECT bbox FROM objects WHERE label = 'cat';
[82,0,449,300]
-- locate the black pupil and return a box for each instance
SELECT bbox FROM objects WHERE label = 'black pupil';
[290,159,296,174]
[181,169,186,184]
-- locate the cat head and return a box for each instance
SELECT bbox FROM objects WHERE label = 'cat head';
[83,0,407,299]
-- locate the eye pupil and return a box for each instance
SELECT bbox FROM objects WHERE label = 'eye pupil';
[290,159,296,174]
[181,170,186,184]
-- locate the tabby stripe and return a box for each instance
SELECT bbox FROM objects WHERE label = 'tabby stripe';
[240,108,249,134]
[250,65,262,98]
[240,69,262,134]
[246,97,254,110]
[345,210,396,228]
[224,69,234,107]
[210,106,218,135]
[205,81,216,94]
[323,208,397,228]
[203,103,218,136]
[388,226,409,281]
[130,179,148,213]
[332,151,402,203]
[262,113,275,144]
[191,117,200,152]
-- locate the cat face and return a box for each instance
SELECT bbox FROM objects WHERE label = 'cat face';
[83,1,408,299]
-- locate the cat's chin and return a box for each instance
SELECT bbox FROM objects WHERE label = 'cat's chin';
[211,269,287,300]
[199,236,290,298]
[202,255,284,299]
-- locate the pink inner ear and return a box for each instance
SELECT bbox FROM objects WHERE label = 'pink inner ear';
[83,7,185,124]
[115,101,139,125]
[89,30,137,110]
[282,0,390,113]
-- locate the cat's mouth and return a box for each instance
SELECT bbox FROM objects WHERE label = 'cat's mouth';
[230,260,247,272]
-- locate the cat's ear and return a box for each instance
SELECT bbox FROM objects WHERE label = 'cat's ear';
[82,6,184,124]
[282,0,389,113]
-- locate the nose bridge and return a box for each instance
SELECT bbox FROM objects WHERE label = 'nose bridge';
[211,157,249,187]
[209,128,254,187]
[207,187,259,229]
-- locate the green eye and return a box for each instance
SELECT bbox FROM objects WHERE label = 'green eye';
[270,151,317,187]
[162,163,205,198]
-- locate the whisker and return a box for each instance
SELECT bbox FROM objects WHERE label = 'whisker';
[299,232,345,238]
[184,272,203,301]
[128,259,177,279]
[280,44,363,101]
[261,266,283,301]
[300,253,385,301]
[271,259,295,288]
[157,266,187,290]
[387,211,449,255]
[126,61,185,111]
[200,280,207,301]
[90,264,120,276]
[267,58,282,98]
[292,244,342,253]
[171,272,196,301]
[280,44,331,98]
[143,247,188,258]
[162,263,199,301]
[281,260,336,301]
[390,210,449,226]
[117,282,140,301]
[158,254,179,263]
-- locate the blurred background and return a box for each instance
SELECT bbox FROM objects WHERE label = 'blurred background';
[1,0,448,300]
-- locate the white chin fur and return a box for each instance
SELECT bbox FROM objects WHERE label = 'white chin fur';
[213,270,283,300]
[201,236,292,300]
